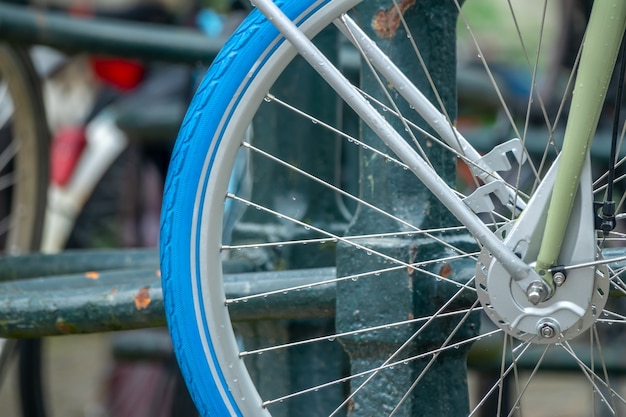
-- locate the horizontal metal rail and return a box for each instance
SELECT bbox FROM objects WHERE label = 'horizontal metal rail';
[0,267,165,337]
[1,248,626,375]
[0,248,159,281]
[2,248,626,338]
[0,2,225,64]
[0,248,335,337]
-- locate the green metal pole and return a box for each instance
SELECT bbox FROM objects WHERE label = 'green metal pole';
[336,1,477,415]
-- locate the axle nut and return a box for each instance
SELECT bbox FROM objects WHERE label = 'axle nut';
[540,324,556,338]
[526,281,549,305]
[537,319,561,340]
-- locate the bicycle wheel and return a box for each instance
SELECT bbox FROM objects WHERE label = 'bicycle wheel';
[0,44,48,253]
[161,0,626,415]
[0,43,49,416]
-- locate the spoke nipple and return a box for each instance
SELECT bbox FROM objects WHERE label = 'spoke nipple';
[526,281,548,305]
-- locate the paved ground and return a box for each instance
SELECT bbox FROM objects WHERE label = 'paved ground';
[0,334,111,417]
[1,335,622,417]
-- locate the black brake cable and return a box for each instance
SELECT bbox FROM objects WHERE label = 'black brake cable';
[599,29,626,235]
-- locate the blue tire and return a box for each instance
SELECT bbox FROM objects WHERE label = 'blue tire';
[160,0,359,415]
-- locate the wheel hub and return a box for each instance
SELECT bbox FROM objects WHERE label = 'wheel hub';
[474,157,609,343]
[476,248,609,343]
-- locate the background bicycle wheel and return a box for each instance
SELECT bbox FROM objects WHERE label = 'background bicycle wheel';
[0,42,49,416]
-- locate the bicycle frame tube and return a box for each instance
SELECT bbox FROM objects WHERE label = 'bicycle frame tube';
[535,0,626,277]
[335,15,526,213]
[251,0,533,281]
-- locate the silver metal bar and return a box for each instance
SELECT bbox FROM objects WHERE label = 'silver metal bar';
[336,18,486,177]
[336,15,526,212]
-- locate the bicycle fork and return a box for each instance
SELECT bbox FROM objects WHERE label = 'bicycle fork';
[533,0,626,293]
